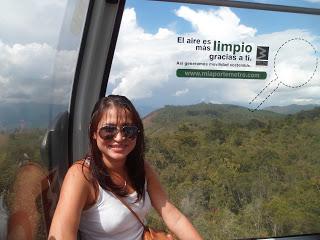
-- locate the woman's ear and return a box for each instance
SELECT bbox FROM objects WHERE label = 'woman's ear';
[93,132,97,140]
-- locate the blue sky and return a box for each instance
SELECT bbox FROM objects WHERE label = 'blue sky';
[127,0,320,35]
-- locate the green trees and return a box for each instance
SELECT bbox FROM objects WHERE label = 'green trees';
[144,104,320,239]
[0,129,45,202]
[1,103,319,239]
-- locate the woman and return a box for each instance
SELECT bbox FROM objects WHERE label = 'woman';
[48,95,203,240]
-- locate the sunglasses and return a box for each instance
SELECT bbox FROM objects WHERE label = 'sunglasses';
[98,124,140,140]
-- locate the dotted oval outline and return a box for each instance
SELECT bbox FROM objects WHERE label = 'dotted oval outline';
[275,37,318,88]
[249,37,318,111]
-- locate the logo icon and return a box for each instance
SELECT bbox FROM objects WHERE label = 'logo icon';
[256,46,269,66]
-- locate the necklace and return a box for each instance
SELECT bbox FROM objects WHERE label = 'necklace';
[121,180,127,190]
[111,172,127,190]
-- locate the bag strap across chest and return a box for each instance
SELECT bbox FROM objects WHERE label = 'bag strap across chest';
[111,191,147,229]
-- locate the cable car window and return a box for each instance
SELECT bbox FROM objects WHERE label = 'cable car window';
[0,0,89,239]
[107,0,320,239]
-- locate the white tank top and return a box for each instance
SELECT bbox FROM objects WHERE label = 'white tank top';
[79,183,151,240]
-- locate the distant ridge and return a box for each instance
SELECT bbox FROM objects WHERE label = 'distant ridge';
[0,102,66,130]
[143,102,284,129]
[263,104,319,115]
[1,102,319,131]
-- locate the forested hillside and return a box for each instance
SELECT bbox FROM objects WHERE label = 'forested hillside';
[144,104,320,239]
[0,129,45,192]
[0,103,319,239]
[144,103,284,129]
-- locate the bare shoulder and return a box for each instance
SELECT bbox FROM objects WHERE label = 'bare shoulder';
[61,159,95,197]
[71,159,92,178]
[52,159,95,217]
[49,160,94,238]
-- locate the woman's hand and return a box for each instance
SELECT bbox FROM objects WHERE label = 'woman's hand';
[144,228,174,240]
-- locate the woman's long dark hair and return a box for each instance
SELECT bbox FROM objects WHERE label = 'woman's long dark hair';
[87,95,145,200]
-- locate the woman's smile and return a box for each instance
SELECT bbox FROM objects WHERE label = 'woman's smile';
[108,143,128,151]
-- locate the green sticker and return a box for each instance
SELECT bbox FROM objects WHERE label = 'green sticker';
[176,69,267,79]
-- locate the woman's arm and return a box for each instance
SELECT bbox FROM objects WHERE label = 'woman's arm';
[7,163,48,240]
[48,163,93,240]
[145,161,203,240]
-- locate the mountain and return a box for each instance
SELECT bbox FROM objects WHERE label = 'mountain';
[1,102,318,131]
[0,102,66,130]
[135,104,157,118]
[263,104,319,115]
[143,102,284,129]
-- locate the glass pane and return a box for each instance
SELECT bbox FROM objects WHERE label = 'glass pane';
[108,0,320,239]
[0,0,89,239]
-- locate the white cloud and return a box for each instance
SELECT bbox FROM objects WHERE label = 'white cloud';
[0,0,67,45]
[175,6,256,41]
[174,88,189,96]
[0,40,77,104]
[110,8,177,99]
[0,0,82,105]
[209,100,222,104]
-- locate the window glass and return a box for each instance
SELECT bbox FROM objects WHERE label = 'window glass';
[108,0,320,239]
[0,0,89,238]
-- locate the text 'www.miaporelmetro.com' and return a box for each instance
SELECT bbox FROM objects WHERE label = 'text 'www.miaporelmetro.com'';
[176,69,267,79]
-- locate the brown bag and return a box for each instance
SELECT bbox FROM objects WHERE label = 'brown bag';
[143,226,174,240]
[112,192,175,240]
